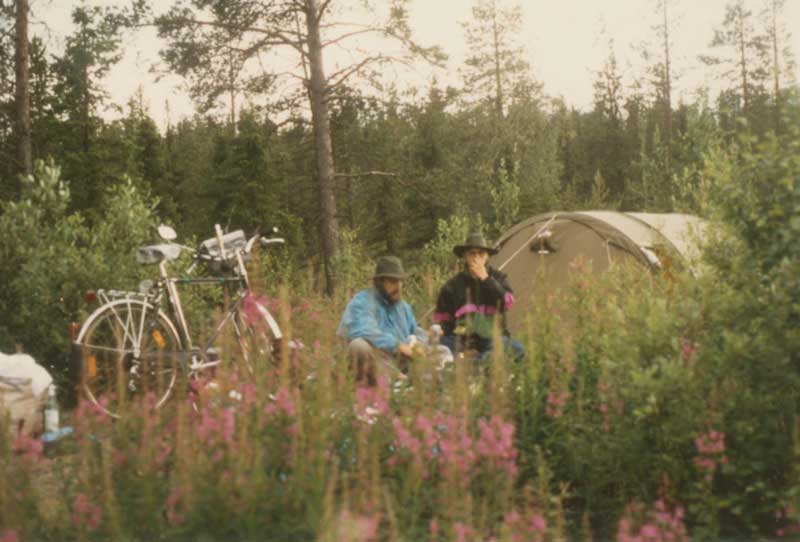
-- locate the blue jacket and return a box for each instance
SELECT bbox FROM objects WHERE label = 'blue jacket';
[338,288,427,353]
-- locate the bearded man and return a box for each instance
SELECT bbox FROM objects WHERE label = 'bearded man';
[338,256,450,383]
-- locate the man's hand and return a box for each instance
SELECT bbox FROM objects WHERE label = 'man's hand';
[397,343,414,358]
[467,261,489,281]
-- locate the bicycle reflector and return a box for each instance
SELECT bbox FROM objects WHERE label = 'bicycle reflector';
[152,330,166,350]
[86,354,97,379]
[84,290,98,304]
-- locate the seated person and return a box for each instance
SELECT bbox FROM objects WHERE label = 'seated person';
[434,232,524,362]
[338,256,451,384]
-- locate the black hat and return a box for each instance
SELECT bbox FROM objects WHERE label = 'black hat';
[373,256,408,279]
[453,232,498,257]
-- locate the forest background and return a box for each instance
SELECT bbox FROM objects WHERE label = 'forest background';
[1,0,797,366]
[1,1,800,540]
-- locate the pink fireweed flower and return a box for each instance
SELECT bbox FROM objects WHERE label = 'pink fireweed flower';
[336,510,380,542]
[193,404,238,450]
[12,432,43,462]
[155,439,173,466]
[266,387,297,418]
[72,398,112,435]
[196,407,221,441]
[407,413,476,478]
[545,390,569,418]
[222,407,235,443]
[240,293,273,326]
[429,519,439,541]
[0,530,19,542]
[393,419,421,455]
[165,486,187,526]
[693,429,727,478]
[72,493,103,532]
[530,512,546,533]
[617,499,688,542]
[475,416,518,477]
[695,430,725,455]
[679,338,697,365]
[433,414,475,477]
[693,456,716,472]
[112,449,127,467]
[354,377,390,424]
[415,414,436,449]
[453,522,473,542]
[502,508,547,542]
[238,382,258,407]
[775,504,800,539]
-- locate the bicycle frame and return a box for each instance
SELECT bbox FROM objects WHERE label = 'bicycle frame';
[154,255,283,374]
[89,243,283,377]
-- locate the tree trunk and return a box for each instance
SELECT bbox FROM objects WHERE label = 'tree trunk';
[770,0,781,133]
[228,49,237,135]
[381,175,396,254]
[82,60,90,153]
[736,7,750,116]
[661,0,672,172]
[305,0,339,295]
[14,0,31,178]
[490,0,503,121]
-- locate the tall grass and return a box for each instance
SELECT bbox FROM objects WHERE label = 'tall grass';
[1,260,799,541]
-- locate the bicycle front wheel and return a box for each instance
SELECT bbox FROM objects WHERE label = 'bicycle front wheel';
[235,293,283,372]
[74,299,182,417]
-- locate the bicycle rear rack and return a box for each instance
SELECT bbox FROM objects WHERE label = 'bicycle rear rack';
[97,289,150,305]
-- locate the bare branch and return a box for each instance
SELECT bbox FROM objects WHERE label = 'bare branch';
[322,27,379,48]
[294,10,311,82]
[149,17,305,55]
[319,21,370,29]
[334,170,397,178]
[272,116,309,130]
[318,0,335,21]
[325,54,387,92]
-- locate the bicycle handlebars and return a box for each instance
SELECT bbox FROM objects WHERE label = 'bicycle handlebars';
[158,224,285,276]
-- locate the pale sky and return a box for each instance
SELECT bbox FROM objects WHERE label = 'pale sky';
[35,0,800,130]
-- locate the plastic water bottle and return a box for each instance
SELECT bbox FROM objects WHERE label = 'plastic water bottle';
[44,384,59,433]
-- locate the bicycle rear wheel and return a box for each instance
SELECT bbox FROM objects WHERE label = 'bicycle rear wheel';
[74,299,182,417]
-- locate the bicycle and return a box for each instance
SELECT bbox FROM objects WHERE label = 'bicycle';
[72,224,286,417]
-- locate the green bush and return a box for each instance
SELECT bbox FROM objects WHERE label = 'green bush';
[0,160,159,386]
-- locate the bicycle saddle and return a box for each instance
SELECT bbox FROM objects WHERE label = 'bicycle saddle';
[137,244,182,264]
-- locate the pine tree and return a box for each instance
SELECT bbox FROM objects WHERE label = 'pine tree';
[152,0,443,293]
[701,0,771,131]
[50,5,123,211]
[760,0,795,132]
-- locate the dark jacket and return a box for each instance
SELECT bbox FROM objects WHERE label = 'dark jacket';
[434,266,515,350]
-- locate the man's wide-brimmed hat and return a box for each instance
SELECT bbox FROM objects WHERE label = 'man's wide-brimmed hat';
[373,256,408,279]
[453,232,498,257]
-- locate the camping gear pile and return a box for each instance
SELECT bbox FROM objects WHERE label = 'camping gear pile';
[0,352,54,438]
